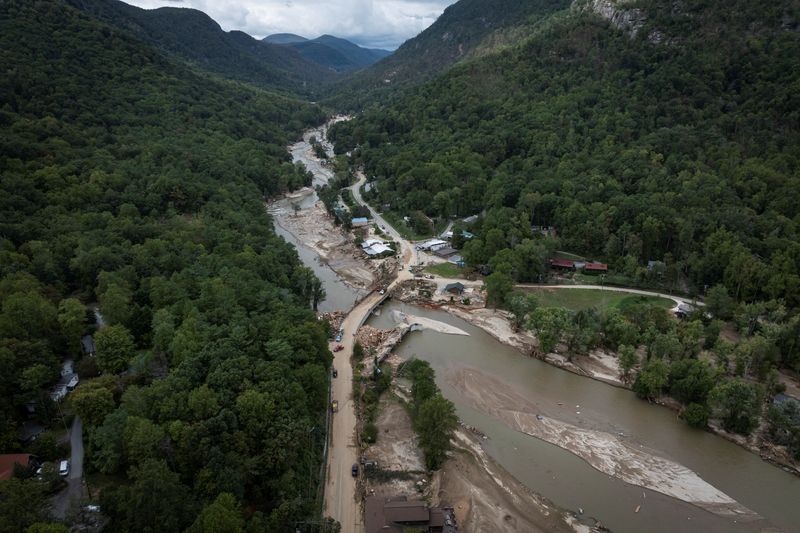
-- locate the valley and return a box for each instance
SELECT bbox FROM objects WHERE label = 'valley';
[280,121,800,532]
[2,1,799,532]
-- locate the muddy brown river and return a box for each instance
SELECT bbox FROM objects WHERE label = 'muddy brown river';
[280,121,799,532]
[368,301,800,533]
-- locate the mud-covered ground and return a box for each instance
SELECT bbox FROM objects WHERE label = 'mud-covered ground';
[447,367,761,521]
[270,196,376,289]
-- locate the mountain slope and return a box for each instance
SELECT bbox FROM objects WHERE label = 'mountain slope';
[1,0,331,530]
[326,0,571,107]
[265,33,392,72]
[264,32,308,44]
[331,0,800,309]
[65,0,333,95]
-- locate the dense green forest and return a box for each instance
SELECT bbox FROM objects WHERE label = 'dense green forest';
[66,0,334,96]
[1,1,333,531]
[331,0,800,309]
[324,0,571,107]
[329,0,800,452]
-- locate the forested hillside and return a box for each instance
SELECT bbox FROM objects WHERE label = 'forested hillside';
[331,0,800,310]
[0,1,332,531]
[66,0,334,96]
[325,0,571,107]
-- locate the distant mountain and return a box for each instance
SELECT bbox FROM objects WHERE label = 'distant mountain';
[264,33,392,73]
[326,0,570,107]
[264,33,308,45]
[65,0,334,96]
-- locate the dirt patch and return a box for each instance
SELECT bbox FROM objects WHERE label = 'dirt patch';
[448,367,760,520]
[270,198,376,289]
[434,430,593,533]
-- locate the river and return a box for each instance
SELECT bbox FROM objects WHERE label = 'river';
[278,123,800,532]
[275,118,368,313]
[366,300,800,532]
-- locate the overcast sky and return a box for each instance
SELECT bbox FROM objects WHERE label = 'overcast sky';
[124,0,457,50]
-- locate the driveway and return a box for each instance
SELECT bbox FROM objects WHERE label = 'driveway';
[50,416,85,519]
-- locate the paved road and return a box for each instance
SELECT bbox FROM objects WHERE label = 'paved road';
[323,175,415,533]
[51,416,85,519]
[323,171,705,531]
[515,283,704,311]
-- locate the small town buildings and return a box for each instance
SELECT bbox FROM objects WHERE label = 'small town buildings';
[365,496,457,533]
[362,238,393,256]
[417,239,448,252]
[447,254,464,266]
[433,247,458,258]
[583,262,608,274]
[549,258,575,270]
[444,282,465,295]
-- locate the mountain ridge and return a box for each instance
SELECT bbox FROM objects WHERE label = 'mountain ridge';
[264,33,391,72]
[65,0,334,96]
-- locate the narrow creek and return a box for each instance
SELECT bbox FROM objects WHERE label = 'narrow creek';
[276,122,800,532]
[367,301,800,533]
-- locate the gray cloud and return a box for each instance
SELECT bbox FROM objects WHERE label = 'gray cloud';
[124,0,456,49]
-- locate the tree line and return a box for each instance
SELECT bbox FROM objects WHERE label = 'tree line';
[1,1,332,531]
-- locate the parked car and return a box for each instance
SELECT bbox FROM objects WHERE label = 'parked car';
[331,400,338,412]
[333,345,344,352]
[351,463,358,477]
[58,460,70,477]
[335,332,342,342]
[332,368,338,378]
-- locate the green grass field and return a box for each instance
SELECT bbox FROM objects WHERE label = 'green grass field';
[520,288,674,312]
[424,262,464,278]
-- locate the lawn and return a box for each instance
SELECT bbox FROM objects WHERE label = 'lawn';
[424,262,464,278]
[379,211,443,241]
[520,288,675,312]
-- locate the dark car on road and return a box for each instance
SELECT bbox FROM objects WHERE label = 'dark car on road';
[351,463,358,477]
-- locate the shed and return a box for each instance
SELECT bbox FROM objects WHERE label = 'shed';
[447,254,464,266]
[433,247,458,258]
[549,258,575,270]
[583,262,608,274]
[444,282,465,295]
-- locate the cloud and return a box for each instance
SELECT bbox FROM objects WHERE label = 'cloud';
[123,0,456,49]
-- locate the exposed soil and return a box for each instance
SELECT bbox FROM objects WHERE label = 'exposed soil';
[434,430,595,533]
[448,367,761,520]
[270,197,376,289]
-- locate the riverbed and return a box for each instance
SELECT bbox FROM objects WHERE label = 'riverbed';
[278,121,799,532]
[367,300,800,533]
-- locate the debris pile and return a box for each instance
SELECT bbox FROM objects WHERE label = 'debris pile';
[355,325,396,354]
[318,311,346,333]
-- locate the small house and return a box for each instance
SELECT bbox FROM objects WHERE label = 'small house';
[352,217,370,228]
[583,262,608,274]
[549,259,575,271]
[433,247,458,258]
[444,282,465,295]
[365,496,457,533]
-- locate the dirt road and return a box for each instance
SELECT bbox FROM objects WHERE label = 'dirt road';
[324,176,416,532]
